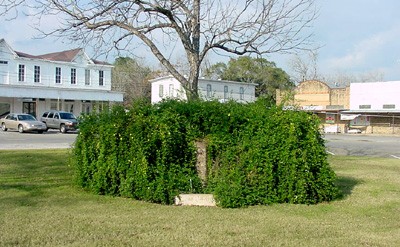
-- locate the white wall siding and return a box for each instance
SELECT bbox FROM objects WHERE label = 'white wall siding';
[350,81,400,110]
[151,77,187,103]
[7,58,112,91]
[0,43,12,84]
[151,76,256,104]
[198,80,255,103]
[0,39,112,90]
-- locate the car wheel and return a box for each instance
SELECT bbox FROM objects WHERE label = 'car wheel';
[18,124,24,133]
[38,130,44,134]
[1,123,7,131]
[60,124,66,133]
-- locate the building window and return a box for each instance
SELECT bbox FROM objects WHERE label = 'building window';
[325,113,335,124]
[239,87,244,100]
[359,105,371,109]
[18,64,25,82]
[34,66,40,83]
[169,84,174,97]
[99,70,104,86]
[85,69,90,85]
[383,104,395,109]
[71,68,76,84]
[207,84,212,98]
[0,60,8,64]
[55,67,61,84]
[224,85,228,100]
[159,84,164,97]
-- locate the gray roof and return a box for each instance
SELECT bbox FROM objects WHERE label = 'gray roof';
[325,81,350,89]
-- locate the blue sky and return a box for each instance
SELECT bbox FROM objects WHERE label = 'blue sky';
[1,0,400,81]
[314,0,400,80]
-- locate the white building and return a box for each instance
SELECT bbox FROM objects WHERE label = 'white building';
[350,81,400,111]
[338,81,400,132]
[151,75,256,104]
[0,38,123,118]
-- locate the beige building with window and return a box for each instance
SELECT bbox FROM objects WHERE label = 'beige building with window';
[277,80,350,109]
[277,80,350,133]
[277,80,400,134]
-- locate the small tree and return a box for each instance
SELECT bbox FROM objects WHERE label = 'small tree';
[205,56,293,104]
[112,57,152,105]
[1,0,316,100]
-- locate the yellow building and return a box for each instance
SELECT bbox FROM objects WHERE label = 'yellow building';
[277,80,350,133]
[277,80,349,109]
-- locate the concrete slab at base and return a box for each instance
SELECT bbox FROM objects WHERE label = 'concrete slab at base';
[175,194,216,207]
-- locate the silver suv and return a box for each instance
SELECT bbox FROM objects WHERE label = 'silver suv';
[40,110,78,133]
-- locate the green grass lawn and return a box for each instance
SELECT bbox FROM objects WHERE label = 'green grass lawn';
[1,150,400,246]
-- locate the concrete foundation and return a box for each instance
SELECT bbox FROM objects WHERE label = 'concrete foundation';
[174,194,216,207]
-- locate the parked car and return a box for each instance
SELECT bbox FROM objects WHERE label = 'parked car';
[1,113,47,133]
[40,110,78,133]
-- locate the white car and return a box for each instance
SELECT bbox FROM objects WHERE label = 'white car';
[1,113,47,133]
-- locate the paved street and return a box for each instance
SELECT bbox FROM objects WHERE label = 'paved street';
[0,129,77,150]
[1,130,400,159]
[324,134,400,159]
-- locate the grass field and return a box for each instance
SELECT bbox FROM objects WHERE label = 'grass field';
[1,150,400,246]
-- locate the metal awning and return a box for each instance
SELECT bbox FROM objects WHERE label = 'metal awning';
[0,84,123,102]
[340,114,360,120]
[341,110,400,115]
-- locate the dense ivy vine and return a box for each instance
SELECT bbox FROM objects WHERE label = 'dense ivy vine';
[72,99,340,208]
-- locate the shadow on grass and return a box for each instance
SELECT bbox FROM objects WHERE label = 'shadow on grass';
[0,177,72,207]
[335,176,360,200]
[0,163,73,204]
[0,183,49,207]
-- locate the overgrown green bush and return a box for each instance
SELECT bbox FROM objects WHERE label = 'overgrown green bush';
[72,99,340,207]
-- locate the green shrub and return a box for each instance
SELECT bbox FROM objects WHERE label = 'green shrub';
[206,105,339,207]
[72,99,340,207]
[73,101,203,204]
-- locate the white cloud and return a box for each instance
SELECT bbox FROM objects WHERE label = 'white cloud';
[328,30,392,69]
[320,23,400,80]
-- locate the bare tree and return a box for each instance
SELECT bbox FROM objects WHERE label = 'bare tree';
[358,70,384,82]
[1,0,317,100]
[324,70,385,87]
[288,48,385,86]
[289,48,320,83]
[323,72,355,88]
[112,57,152,105]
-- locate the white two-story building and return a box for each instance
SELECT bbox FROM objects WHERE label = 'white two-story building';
[151,75,256,104]
[0,38,123,118]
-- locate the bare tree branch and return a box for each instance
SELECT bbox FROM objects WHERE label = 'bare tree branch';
[0,0,25,19]
[289,48,320,83]
[1,0,317,100]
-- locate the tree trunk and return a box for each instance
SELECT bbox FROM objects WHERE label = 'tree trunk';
[185,0,201,101]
